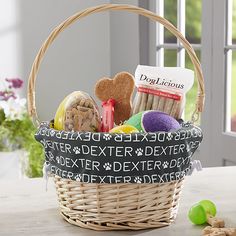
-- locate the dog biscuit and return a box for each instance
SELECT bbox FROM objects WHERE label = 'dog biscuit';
[207,215,225,228]
[95,72,135,125]
[203,226,236,236]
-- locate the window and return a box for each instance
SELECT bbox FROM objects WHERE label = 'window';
[150,0,236,166]
[156,0,202,121]
[226,0,236,132]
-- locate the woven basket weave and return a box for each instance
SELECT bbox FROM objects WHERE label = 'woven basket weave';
[27,4,205,231]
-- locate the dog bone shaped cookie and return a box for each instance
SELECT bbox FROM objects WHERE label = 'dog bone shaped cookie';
[203,226,236,236]
[207,215,225,228]
[95,72,135,125]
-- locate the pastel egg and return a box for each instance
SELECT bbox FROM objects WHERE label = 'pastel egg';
[188,204,207,225]
[109,124,139,134]
[125,110,181,133]
[54,91,101,132]
[142,111,181,132]
[125,111,144,132]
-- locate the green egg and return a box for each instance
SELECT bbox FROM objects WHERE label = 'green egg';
[125,112,144,132]
[188,203,207,225]
[199,200,217,217]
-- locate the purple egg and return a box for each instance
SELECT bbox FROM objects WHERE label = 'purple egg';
[141,111,181,132]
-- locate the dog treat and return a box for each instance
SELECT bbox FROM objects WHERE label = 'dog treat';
[163,98,174,114]
[207,215,225,228]
[94,71,135,125]
[152,95,159,110]
[203,226,236,236]
[146,93,154,110]
[170,100,181,117]
[54,91,101,132]
[139,92,148,112]
[203,226,226,236]
[132,65,194,119]
[157,96,166,112]
[133,92,142,114]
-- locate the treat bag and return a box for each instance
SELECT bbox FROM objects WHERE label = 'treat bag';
[132,65,194,119]
[54,91,101,132]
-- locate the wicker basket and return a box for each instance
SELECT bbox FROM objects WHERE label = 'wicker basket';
[27,4,205,231]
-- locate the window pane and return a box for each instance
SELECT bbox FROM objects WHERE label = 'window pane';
[164,0,177,43]
[233,0,236,44]
[164,49,177,66]
[186,0,202,44]
[185,50,201,123]
[231,51,236,132]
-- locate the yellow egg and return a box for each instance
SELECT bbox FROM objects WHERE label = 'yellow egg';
[109,125,139,134]
[54,93,71,131]
[54,91,101,132]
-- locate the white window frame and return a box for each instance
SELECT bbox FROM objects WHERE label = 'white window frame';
[208,0,236,166]
[146,0,236,167]
[201,0,236,166]
[155,0,201,68]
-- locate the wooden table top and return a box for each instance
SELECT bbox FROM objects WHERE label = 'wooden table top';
[1,166,236,236]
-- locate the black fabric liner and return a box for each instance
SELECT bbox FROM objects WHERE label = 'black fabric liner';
[35,122,203,184]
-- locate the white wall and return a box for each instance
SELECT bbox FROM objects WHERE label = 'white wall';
[110,0,140,75]
[0,0,22,87]
[21,0,110,120]
[0,0,141,121]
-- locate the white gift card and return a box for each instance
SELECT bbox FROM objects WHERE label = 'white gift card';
[135,65,194,94]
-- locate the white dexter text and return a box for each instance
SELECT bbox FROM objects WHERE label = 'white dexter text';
[56,156,100,171]
[43,140,72,153]
[81,145,133,157]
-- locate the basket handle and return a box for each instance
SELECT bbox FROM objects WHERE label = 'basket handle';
[27,4,205,126]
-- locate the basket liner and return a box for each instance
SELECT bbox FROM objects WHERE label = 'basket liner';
[35,121,202,184]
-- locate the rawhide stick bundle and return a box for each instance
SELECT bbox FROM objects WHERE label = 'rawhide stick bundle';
[132,65,194,119]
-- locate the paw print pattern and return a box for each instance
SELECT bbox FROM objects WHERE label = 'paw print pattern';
[135,148,143,156]
[75,174,82,181]
[166,132,173,141]
[193,127,202,137]
[73,146,81,154]
[103,134,112,141]
[48,152,54,161]
[56,156,60,163]
[103,162,112,170]
[134,176,142,183]
[162,161,169,169]
[182,122,191,128]
[50,130,55,136]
